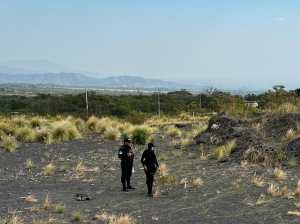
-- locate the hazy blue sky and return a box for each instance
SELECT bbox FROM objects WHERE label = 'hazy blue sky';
[1,1,300,89]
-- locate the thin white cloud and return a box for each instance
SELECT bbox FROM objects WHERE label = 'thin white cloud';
[273,17,286,22]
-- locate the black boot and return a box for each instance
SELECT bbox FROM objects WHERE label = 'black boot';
[122,183,128,192]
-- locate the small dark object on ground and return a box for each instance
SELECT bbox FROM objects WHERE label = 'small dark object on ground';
[75,193,91,201]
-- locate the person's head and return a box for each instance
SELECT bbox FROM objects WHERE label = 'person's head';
[123,138,131,146]
[148,142,155,150]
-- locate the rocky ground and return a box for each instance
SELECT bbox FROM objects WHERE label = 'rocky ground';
[0,124,300,223]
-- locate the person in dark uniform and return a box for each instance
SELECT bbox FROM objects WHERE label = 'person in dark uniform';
[141,143,159,197]
[118,138,135,192]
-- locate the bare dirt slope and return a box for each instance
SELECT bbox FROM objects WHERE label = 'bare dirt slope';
[0,134,300,223]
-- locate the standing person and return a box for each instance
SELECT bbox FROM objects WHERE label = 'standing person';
[141,143,159,197]
[118,138,135,192]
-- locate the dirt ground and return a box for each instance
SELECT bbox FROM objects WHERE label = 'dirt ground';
[0,134,300,224]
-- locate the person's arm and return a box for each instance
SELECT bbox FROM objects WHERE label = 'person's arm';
[141,151,146,165]
[118,147,126,160]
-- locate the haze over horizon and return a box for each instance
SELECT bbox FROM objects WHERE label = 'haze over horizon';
[1,1,300,90]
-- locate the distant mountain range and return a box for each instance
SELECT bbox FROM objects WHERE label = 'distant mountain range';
[0,73,197,90]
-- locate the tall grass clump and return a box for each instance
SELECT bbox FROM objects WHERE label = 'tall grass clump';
[35,128,52,144]
[213,139,237,160]
[95,117,113,134]
[51,122,82,143]
[164,125,182,138]
[1,136,18,152]
[104,127,121,141]
[86,116,99,131]
[15,127,36,142]
[131,126,151,145]
[30,117,44,128]
[0,122,15,135]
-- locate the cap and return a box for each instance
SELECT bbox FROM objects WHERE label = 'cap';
[124,137,132,143]
[148,142,155,149]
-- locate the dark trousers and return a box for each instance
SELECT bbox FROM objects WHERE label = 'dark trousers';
[121,161,132,188]
[145,170,154,194]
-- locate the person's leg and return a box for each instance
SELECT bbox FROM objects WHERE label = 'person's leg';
[148,174,154,195]
[121,163,127,191]
[126,164,135,189]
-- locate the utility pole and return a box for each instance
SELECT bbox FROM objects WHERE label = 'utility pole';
[199,93,202,109]
[157,88,161,118]
[85,89,89,118]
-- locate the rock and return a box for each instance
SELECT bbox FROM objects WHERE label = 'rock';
[286,138,300,158]
[175,123,192,129]
[194,132,211,144]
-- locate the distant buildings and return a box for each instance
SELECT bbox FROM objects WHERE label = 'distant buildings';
[244,100,259,108]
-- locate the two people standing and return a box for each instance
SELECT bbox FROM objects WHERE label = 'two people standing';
[118,138,159,196]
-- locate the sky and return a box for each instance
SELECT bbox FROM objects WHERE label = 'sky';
[1,0,300,90]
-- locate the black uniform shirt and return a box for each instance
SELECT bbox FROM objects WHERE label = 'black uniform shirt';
[141,149,159,173]
[118,145,134,163]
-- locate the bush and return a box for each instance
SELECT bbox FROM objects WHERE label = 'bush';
[15,127,36,142]
[86,116,99,131]
[164,125,182,138]
[131,126,151,145]
[212,139,237,160]
[1,136,18,152]
[51,122,82,143]
[35,128,52,144]
[30,117,44,128]
[104,127,121,141]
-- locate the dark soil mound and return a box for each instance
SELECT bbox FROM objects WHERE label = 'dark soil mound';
[263,113,300,138]
[285,137,300,159]
[194,115,270,160]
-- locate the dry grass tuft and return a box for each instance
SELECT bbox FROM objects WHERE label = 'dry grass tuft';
[25,159,34,170]
[252,175,265,188]
[15,127,36,142]
[104,127,121,141]
[1,136,18,152]
[199,151,208,161]
[3,211,24,224]
[213,139,236,160]
[158,163,168,177]
[273,167,287,181]
[287,211,300,217]
[86,116,99,131]
[42,194,51,210]
[24,194,38,203]
[42,163,56,176]
[51,121,82,143]
[267,183,282,197]
[286,128,296,140]
[95,212,135,224]
[191,177,204,188]
[164,125,182,138]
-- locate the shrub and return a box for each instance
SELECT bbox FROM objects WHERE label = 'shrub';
[51,122,81,143]
[30,117,44,128]
[1,136,18,152]
[273,167,287,181]
[0,122,15,135]
[164,126,182,138]
[15,127,36,142]
[95,118,113,134]
[72,211,82,222]
[104,127,121,141]
[286,129,296,140]
[54,204,65,214]
[25,159,34,170]
[86,116,99,131]
[42,163,55,176]
[131,126,150,145]
[35,128,52,144]
[74,118,86,132]
[212,139,237,160]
